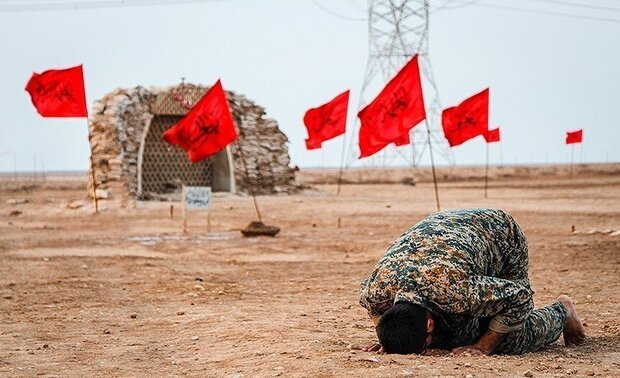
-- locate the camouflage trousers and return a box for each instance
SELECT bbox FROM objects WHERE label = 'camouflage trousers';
[495,301,568,354]
[455,301,568,355]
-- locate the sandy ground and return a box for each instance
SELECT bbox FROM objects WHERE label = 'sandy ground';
[0,164,619,377]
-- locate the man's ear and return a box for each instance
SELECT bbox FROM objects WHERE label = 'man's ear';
[426,312,434,333]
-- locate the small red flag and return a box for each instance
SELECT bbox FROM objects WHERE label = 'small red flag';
[484,127,500,143]
[304,90,349,150]
[358,55,426,158]
[163,80,238,163]
[25,65,88,117]
[565,129,583,144]
[442,88,489,147]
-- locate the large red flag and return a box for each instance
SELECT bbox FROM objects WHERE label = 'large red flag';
[358,55,426,158]
[304,90,349,150]
[565,129,583,144]
[484,127,500,143]
[163,80,238,163]
[25,65,88,117]
[442,88,489,147]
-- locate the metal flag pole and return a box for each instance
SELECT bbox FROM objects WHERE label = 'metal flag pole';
[425,120,440,211]
[569,144,575,179]
[235,140,262,222]
[336,127,348,195]
[484,143,490,199]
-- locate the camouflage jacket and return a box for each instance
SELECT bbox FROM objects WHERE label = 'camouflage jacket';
[359,209,534,348]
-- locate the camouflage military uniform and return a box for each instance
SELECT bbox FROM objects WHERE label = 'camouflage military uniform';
[359,208,568,355]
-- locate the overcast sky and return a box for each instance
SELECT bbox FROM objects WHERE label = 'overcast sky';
[0,0,619,172]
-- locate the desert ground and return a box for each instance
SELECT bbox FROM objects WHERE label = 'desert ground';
[1,164,619,377]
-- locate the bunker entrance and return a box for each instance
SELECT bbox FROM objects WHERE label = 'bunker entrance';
[138,115,230,200]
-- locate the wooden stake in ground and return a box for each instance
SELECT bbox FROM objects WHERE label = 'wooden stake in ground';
[87,124,99,214]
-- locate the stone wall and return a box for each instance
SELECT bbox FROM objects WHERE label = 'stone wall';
[87,83,299,204]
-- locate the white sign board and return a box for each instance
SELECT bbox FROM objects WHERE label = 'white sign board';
[183,186,211,210]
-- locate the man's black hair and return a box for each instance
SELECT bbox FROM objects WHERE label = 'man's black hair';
[376,302,428,354]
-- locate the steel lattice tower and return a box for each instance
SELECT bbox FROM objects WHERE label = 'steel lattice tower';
[346,0,454,167]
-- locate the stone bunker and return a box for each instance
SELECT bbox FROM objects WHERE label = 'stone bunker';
[87,83,299,203]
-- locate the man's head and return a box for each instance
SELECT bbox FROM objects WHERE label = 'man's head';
[376,302,434,354]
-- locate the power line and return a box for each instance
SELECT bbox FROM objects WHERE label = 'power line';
[527,0,620,13]
[432,0,481,12]
[438,0,620,24]
[0,0,241,12]
[310,0,366,22]
[474,1,620,24]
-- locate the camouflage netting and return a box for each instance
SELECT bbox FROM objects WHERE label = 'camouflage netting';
[87,83,299,204]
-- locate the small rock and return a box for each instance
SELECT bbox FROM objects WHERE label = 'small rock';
[274,366,285,371]
[362,356,379,363]
[8,282,16,287]
[81,264,88,269]
[193,284,206,291]
[6,199,28,205]
[402,370,414,377]
[585,372,595,376]
[130,313,137,319]
[8,210,22,217]
[176,311,185,316]
[42,344,49,348]
[524,371,534,377]
[191,336,199,341]
[586,295,592,299]
[217,290,224,295]
[464,363,472,367]
[299,312,307,317]
[103,329,111,334]
[195,277,204,282]
[43,258,49,262]
[66,201,84,210]
[3,294,13,300]
[466,374,473,378]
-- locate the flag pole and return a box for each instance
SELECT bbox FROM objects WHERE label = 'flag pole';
[336,129,348,195]
[569,144,575,179]
[484,143,490,199]
[425,121,440,211]
[236,140,263,222]
[87,122,99,214]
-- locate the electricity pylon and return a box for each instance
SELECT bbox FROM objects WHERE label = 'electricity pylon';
[346,0,454,167]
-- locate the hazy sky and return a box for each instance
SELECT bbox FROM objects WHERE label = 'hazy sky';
[0,0,619,172]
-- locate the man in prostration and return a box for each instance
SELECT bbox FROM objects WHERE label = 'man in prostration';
[359,208,586,355]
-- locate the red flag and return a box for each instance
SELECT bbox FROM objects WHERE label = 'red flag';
[304,90,349,150]
[565,129,583,144]
[25,65,88,117]
[442,88,489,147]
[484,127,500,143]
[163,80,238,163]
[358,55,426,157]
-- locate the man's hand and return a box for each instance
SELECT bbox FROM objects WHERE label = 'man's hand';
[450,329,506,357]
[362,342,384,353]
